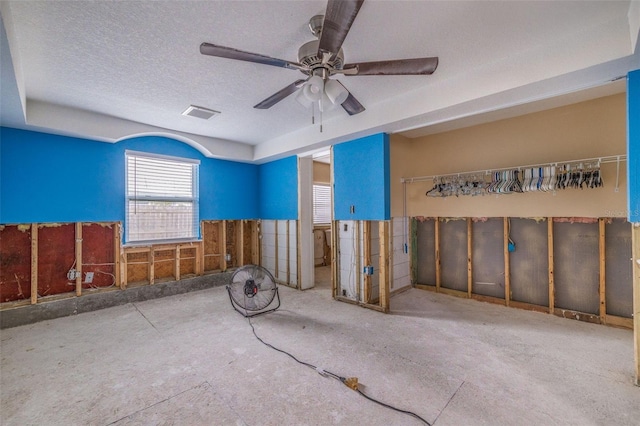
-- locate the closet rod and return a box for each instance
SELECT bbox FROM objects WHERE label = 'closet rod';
[401,154,627,183]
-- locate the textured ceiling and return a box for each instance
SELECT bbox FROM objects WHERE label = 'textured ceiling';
[1,1,638,163]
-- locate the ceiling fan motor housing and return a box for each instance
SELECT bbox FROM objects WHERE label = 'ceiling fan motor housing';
[298,40,344,75]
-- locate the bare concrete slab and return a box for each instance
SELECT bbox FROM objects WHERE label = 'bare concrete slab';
[1,285,638,425]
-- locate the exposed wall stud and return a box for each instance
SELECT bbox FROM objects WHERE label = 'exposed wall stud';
[355,220,361,302]
[175,246,181,281]
[548,218,555,313]
[363,221,371,303]
[114,223,122,288]
[149,249,155,285]
[379,221,390,312]
[75,222,82,297]
[286,220,291,286]
[238,220,245,266]
[435,218,441,292]
[331,220,338,299]
[274,220,279,279]
[632,223,640,386]
[599,218,606,323]
[30,224,38,305]
[504,217,511,307]
[221,220,227,272]
[467,218,473,298]
[296,220,301,289]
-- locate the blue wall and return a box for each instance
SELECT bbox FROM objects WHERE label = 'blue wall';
[333,133,390,220]
[0,128,259,224]
[258,156,298,219]
[628,69,640,222]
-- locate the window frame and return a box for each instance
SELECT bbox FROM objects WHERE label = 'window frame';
[125,150,200,245]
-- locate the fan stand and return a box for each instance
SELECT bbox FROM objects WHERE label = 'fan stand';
[226,285,281,318]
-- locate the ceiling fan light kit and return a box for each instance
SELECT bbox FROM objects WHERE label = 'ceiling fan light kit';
[200,0,438,126]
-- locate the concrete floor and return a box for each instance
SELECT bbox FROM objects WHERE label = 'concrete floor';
[1,275,638,425]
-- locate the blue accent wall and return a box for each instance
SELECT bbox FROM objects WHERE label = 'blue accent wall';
[0,128,259,224]
[258,156,298,219]
[333,133,390,220]
[628,69,640,222]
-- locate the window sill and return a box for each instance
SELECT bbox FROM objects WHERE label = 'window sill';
[123,238,202,249]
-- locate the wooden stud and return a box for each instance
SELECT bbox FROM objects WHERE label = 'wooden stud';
[332,220,338,299]
[274,220,279,279]
[296,220,301,289]
[75,222,82,297]
[632,223,640,386]
[121,247,128,289]
[409,218,418,285]
[379,221,390,312]
[286,220,291,285]
[238,220,245,266]
[504,217,511,307]
[200,221,206,274]
[355,220,361,302]
[114,223,122,288]
[30,224,38,305]
[548,218,555,313]
[195,241,202,275]
[435,218,441,292]
[149,248,155,285]
[467,218,473,298]
[175,246,181,281]
[598,218,606,323]
[221,220,227,272]
[252,221,260,266]
[363,221,371,304]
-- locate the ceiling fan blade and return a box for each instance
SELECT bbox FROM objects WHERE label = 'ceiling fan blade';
[343,57,439,75]
[338,82,365,115]
[200,42,305,71]
[254,79,307,109]
[318,0,364,58]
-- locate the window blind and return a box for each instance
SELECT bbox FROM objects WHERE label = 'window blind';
[313,184,332,224]
[125,151,199,243]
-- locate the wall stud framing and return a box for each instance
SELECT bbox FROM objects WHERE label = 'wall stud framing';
[286,220,291,285]
[503,217,511,306]
[30,224,38,304]
[75,222,82,296]
[435,218,441,291]
[355,220,361,302]
[363,221,372,304]
[467,218,473,298]
[175,246,181,281]
[633,223,640,386]
[238,220,245,266]
[114,224,122,288]
[548,218,555,313]
[297,220,302,289]
[148,248,155,285]
[599,218,606,323]
[274,220,279,279]
[221,220,227,272]
[379,221,390,312]
[331,221,338,299]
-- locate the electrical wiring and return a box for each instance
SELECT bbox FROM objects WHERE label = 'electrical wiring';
[247,316,431,425]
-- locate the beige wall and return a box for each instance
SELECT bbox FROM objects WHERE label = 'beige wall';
[390,93,627,218]
[313,161,330,184]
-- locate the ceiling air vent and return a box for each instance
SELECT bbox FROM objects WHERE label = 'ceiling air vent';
[182,105,220,120]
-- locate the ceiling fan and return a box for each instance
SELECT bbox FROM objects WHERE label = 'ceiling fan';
[200,0,438,116]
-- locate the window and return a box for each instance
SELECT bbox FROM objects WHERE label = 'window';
[313,184,332,224]
[125,151,199,243]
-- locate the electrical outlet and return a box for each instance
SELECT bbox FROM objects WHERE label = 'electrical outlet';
[84,272,94,283]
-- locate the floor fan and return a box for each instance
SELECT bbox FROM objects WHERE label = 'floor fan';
[227,265,280,317]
